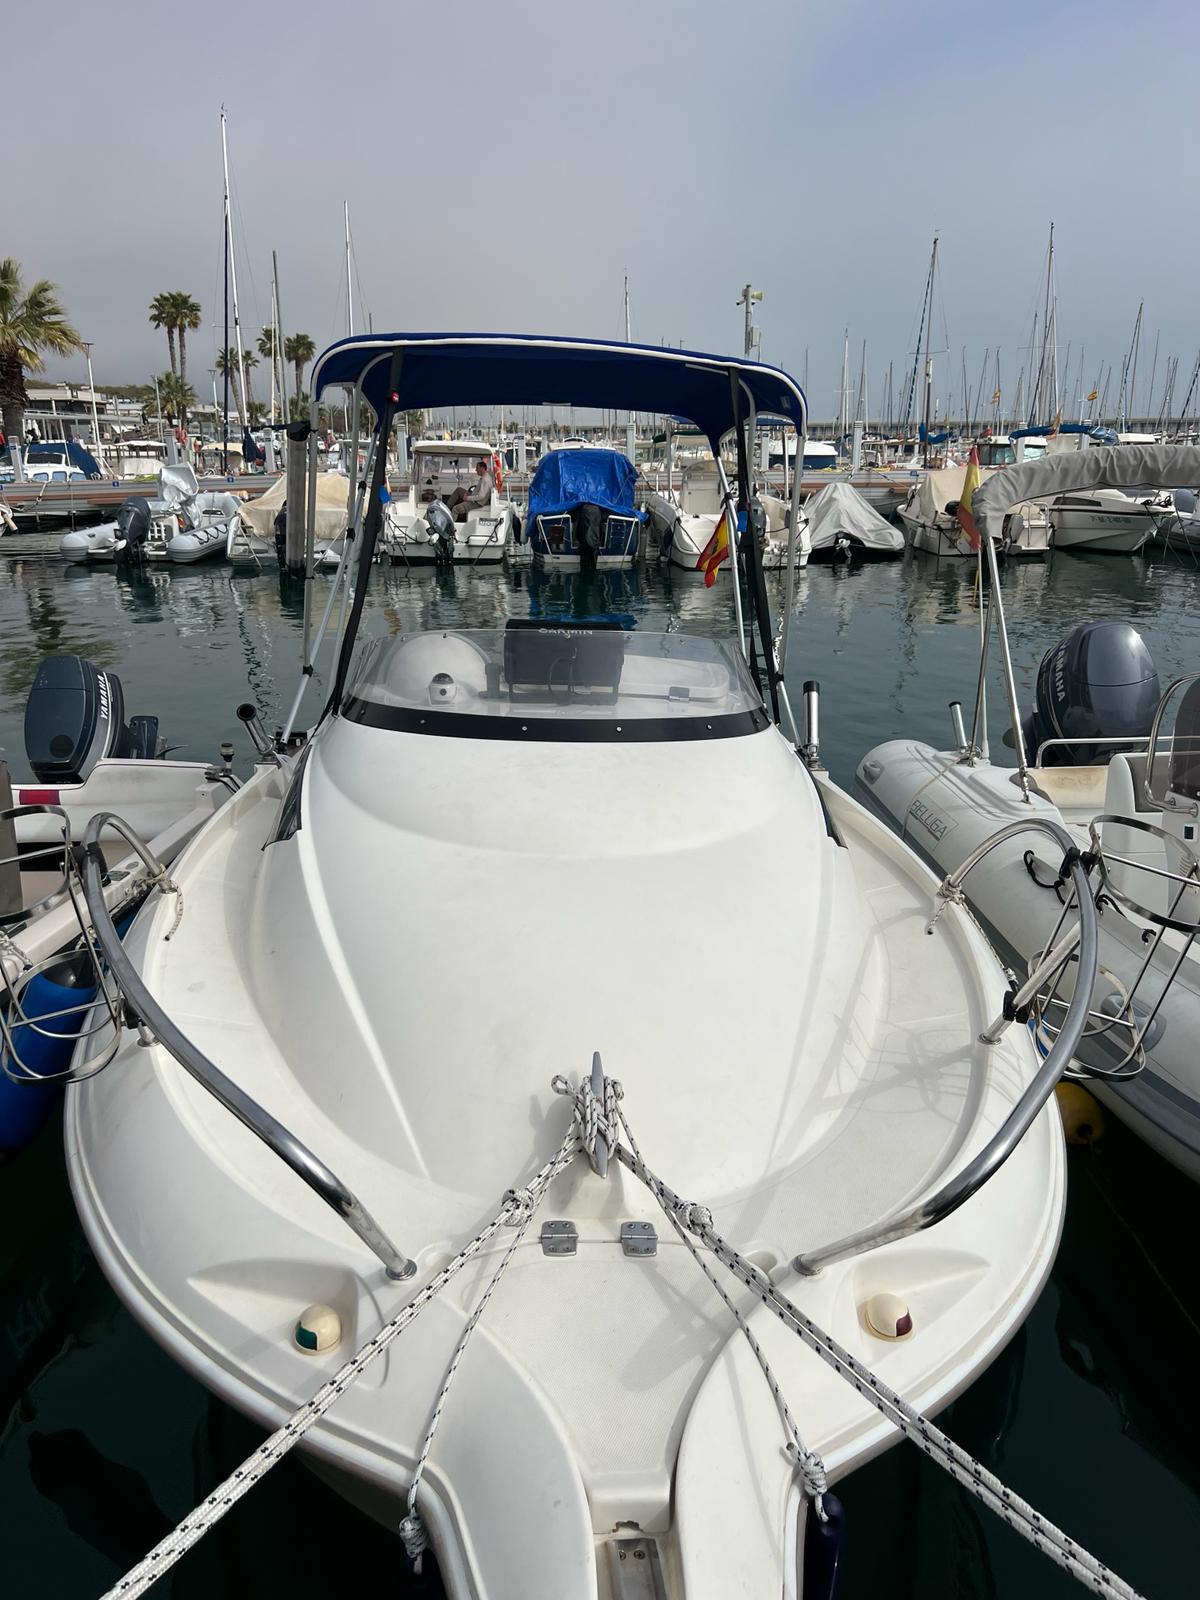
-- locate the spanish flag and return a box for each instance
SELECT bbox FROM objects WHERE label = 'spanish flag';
[698,508,731,586]
[956,446,982,552]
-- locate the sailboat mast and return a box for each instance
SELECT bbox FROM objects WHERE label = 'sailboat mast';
[919,235,938,464]
[1043,222,1058,421]
[221,109,248,433]
[345,201,354,337]
[222,160,230,473]
[273,250,289,421]
[1124,302,1143,430]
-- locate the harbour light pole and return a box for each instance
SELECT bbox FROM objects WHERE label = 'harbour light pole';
[738,284,762,359]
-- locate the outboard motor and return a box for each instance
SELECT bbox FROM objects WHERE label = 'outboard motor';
[574,502,603,571]
[23,655,159,785]
[274,502,288,570]
[1021,621,1160,767]
[113,497,150,563]
[425,499,456,567]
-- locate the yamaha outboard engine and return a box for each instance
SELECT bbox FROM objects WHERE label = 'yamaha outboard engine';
[1021,621,1160,767]
[114,497,150,563]
[23,655,158,785]
[426,499,456,567]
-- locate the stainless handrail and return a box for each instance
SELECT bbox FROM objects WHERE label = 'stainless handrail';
[793,818,1097,1276]
[1034,733,1166,766]
[80,812,416,1280]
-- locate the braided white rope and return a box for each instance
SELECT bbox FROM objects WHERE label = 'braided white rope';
[97,1070,1144,1600]
[98,1135,581,1600]
[614,1139,1145,1600]
[398,1185,551,1569]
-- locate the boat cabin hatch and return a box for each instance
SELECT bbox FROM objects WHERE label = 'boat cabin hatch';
[343,625,768,738]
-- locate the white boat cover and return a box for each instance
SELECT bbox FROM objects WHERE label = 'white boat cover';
[239,471,350,541]
[804,480,904,552]
[975,444,1200,545]
[905,463,996,523]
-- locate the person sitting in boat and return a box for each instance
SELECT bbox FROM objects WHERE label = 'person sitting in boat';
[445,458,494,522]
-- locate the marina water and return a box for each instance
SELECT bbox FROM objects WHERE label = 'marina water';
[2,548,1199,1597]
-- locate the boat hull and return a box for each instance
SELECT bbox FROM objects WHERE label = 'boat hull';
[855,741,1200,1181]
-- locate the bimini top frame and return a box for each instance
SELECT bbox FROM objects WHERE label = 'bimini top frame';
[306,332,811,734]
[310,331,807,451]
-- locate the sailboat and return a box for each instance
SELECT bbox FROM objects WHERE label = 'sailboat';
[66,333,1084,1597]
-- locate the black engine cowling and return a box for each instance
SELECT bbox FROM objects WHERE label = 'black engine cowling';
[114,497,151,560]
[1022,621,1160,766]
[23,655,159,785]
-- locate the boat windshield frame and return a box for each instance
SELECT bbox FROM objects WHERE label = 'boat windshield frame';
[342,627,771,743]
[299,333,811,743]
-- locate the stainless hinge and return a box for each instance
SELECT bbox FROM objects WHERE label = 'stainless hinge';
[620,1221,657,1257]
[540,1220,578,1256]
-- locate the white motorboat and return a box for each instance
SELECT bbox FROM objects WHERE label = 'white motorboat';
[1009,425,1165,553]
[857,442,1200,1182]
[897,463,1050,556]
[60,463,241,564]
[526,446,643,570]
[643,461,723,568]
[65,334,1084,1599]
[379,439,515,565]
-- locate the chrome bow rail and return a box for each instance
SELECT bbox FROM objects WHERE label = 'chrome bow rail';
[793,817,1098,1276]
[79,812,416,1280]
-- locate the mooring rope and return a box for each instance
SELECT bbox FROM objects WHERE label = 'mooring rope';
[98,1071,1144,1600]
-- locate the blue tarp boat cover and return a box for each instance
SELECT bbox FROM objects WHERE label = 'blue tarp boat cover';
[527,448,645,527]
[25,439,102,477]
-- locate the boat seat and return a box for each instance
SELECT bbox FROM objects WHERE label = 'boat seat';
[1028,764,1107,817]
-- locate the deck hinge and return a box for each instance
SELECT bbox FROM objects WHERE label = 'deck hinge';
[620,1221,658,1258]
[539,1220,578,1256]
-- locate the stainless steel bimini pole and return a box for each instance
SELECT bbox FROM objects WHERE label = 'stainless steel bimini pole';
[982,528,1031,798]
[778,419,808,676]
[715,456,748,658]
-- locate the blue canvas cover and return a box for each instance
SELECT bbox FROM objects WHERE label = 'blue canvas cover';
[527,448,645,527]
[25,439,102,478]
[309,333,808,450]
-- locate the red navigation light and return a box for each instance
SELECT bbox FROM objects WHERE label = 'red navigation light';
[18,788,61,805]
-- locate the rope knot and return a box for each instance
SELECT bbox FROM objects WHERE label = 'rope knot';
[399,1512,430,1571]
[502,1187,536,1226]
[786,1440,829,1519]
[677,1201,713,1237]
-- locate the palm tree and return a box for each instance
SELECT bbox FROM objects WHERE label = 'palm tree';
[215,346,258,418]
[1,258,83,446]
[149,292,178,376]
[148,292,201,385]
[149,372,197,428]
[174,294,201,389]
[239,348,259,407]
[284,333,315,404]
[256,326,276,362]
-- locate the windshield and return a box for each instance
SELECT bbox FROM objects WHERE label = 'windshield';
[414,450,490,503]
[344,628,767,740]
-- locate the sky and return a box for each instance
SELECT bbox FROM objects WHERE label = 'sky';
[9,0,1200,423]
